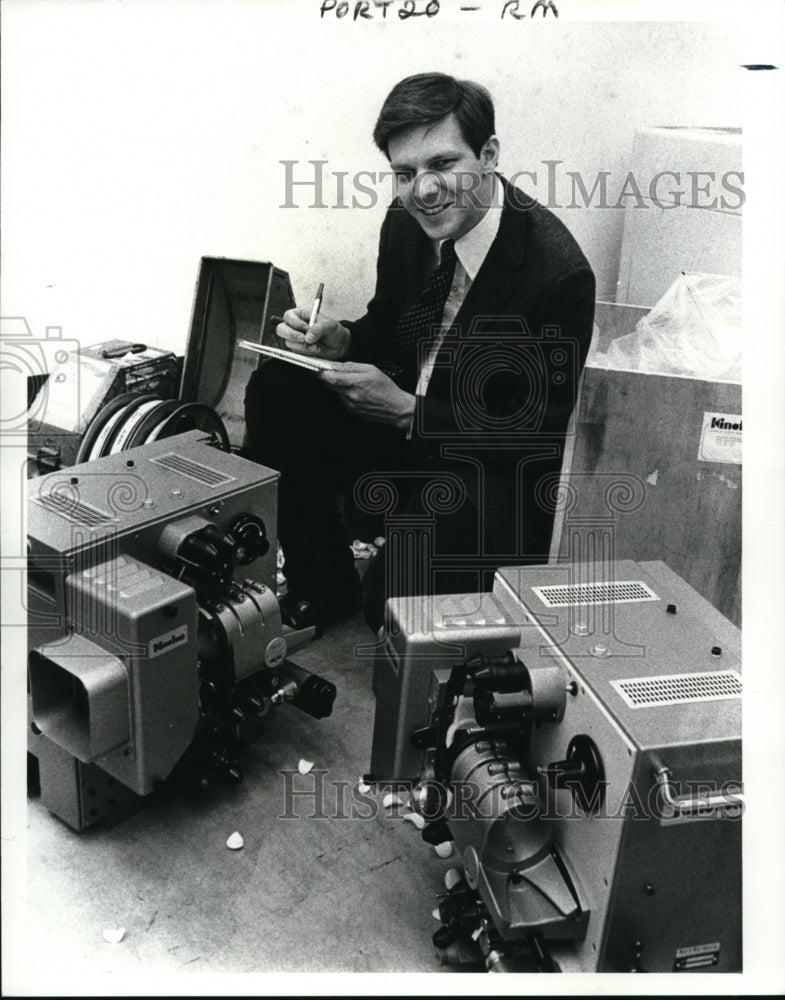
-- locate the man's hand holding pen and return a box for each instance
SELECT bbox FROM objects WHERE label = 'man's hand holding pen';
[275,306,351,362]
[275,290,415,430]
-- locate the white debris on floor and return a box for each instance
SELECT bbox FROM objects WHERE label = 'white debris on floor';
[382,792,407,810]
[444,869,462,890]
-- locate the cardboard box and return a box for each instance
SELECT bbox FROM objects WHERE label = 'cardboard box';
[553,303,741,625]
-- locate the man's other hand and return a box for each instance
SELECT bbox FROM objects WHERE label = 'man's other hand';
[276,307,351,361]
[319,363,416,429]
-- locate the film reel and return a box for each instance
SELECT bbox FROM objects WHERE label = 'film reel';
[75,394,230,464]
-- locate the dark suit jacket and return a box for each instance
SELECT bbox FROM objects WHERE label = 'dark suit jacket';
[343,176,596,562]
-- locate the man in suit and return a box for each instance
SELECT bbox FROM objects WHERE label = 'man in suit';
[245,72,595,634]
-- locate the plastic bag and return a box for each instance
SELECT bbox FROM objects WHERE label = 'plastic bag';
[591,273,742,381]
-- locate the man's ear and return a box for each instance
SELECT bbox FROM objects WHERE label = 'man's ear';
[481,135,500,171]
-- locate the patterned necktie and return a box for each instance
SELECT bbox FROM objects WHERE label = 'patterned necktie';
[392,238,457,388]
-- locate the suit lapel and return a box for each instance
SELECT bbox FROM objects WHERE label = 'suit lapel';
[452,178,528,332]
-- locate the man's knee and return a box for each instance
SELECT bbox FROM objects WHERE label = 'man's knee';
[244,360,343,464]
[245,360,319,415]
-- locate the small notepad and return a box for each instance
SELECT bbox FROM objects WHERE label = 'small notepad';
[238,340,337,372]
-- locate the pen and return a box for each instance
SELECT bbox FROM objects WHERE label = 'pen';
[307,282,324,339]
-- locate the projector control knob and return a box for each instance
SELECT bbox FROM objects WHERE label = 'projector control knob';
[228,514,270,565]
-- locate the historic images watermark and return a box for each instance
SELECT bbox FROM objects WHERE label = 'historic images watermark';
[278,768,744,822]
[280,160,745,211]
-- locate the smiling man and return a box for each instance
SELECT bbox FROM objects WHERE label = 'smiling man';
[245,72,595,635]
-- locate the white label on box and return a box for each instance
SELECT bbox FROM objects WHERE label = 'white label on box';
[675,942,720,959]
[698,412,741,464]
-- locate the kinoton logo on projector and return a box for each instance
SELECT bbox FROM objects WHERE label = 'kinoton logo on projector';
[149,627,188,658]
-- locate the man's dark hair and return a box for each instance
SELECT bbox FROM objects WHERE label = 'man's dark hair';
[373,72,495,158]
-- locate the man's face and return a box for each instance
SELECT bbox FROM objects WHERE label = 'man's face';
[387,113,500,243]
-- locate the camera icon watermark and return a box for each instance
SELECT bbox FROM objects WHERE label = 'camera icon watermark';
[1,317,81,439]
[415,315,581,440]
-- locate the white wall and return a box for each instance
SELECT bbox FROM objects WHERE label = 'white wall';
[2,2,741,352]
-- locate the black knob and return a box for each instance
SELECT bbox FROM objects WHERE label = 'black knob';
[294,675,337,719]
[545,757,587,786]
[228,513,270,565]
[178,523,234,580]
[544,734,605,813]
[274,660,336,718]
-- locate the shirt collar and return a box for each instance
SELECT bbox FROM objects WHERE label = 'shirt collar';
[436,174,503,281]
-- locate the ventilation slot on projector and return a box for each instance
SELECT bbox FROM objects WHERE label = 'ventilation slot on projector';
[33,493,114,528]
[149,452,235,487]
[612,670,742,709]
[532,580,658,607]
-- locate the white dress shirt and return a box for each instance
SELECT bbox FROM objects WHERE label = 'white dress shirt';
[414,176,504,399]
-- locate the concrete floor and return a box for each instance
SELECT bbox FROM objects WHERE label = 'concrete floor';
[21,609,464,990]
